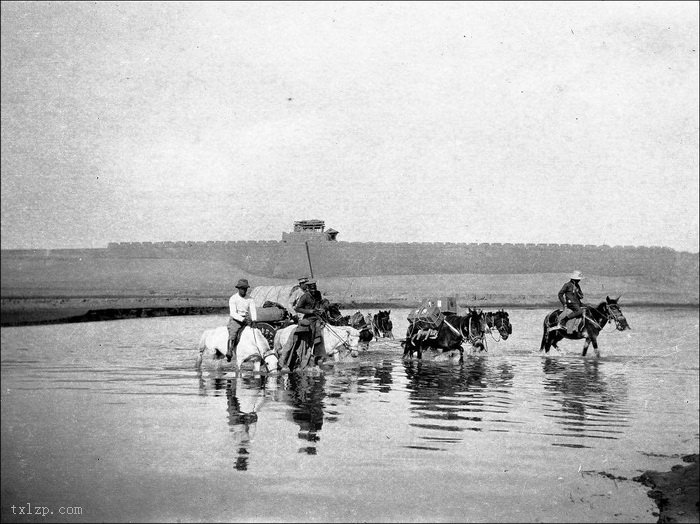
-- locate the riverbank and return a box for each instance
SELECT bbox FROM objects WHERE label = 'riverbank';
[2,268,697,326]
[1,294,698,327]
[634,454,699,524]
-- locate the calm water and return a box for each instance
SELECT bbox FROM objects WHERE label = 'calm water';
[1,307,698,523]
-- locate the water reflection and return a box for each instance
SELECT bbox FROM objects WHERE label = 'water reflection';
[402,357,514,450]
[281,373,327,454]
[198,371,273,470]
[372,359,394,393]
[541,357,629,447]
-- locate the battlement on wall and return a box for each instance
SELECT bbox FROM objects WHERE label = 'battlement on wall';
[101,240,679,251]
[3,241,691,277]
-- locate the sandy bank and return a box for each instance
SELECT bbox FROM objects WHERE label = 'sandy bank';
[634,454,699,523]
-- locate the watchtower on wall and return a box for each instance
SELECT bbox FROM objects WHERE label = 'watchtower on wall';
[281,219,339,243]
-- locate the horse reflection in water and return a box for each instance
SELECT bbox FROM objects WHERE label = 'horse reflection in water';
[402,357,514,449]
[373,360,394,394]
[280,373,327,454]
[199,372,278,470]
[541,358,629,447]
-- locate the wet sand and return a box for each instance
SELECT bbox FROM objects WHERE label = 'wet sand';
[634,455,699,524]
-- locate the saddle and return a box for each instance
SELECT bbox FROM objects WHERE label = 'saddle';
[552,308,585,334]
[407,305,444,331]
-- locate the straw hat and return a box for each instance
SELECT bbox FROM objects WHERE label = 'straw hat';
[569,270,583,281]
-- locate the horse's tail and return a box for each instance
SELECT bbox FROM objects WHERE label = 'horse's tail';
[197,329,210,352]
[195,329,210,369]
[272,327,285,355]
[540,316,549,351]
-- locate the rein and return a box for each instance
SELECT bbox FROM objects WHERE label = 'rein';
[484,313,502,341]
[606,304,625,330]
[321,321,355,351]
[582,304,616,331]
[444,314,485,347]
[250,326,277,372]
[488,322,502,342]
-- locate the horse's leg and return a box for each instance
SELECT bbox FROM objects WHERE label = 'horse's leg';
[541,329,553,354]
[582,338,590,357]
[540,327,548,352]
[402,340,410,359]
[589,332,600,358]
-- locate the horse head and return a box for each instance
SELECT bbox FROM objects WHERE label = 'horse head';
[490,309,512,340]
[375,310,393,335]
[465,308,487,337]
[261,347,279,373]
[324,324,362,359]
[605,296,630,331]
[350,311,366,329]
[324,302,344,323]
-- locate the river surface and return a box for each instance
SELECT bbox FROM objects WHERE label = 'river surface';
[1,307,698,522]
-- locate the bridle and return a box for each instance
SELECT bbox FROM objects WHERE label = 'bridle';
[581,303,625,331]
[605,303,626,330]
[486,313,509,341]
[259,346,277,372]
[378,315,390,334]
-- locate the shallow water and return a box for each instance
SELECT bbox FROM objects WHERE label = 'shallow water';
[1,307,698,522]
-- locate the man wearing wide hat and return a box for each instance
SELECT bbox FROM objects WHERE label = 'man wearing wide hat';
[555,270,585,330]
[227,278,257,362]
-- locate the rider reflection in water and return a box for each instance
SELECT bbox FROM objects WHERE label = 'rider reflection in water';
[285,374,326,454]
[226,378,259,471]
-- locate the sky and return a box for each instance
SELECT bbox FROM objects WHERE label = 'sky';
[1,1,698,252]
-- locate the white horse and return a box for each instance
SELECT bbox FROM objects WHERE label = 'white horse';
[195,326,278,373]
[273,323,363,367]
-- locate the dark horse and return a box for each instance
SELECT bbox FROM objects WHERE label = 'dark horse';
[402,309,488,361]
[324,302,350,326]
[372,310,394,339]
[349,311,374,343]
[324,306,372,343]
[484,309,512,340]
[540,296,630,357]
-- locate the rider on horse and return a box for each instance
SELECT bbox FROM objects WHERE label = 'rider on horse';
[227,278,257,362]
[555,270,585,331]
[290,276,309,314]
[278,279,328,371]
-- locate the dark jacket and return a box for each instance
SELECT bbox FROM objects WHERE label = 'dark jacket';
[294,291,321,319]
[558,280,583,308]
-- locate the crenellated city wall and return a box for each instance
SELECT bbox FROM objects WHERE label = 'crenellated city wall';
[10,239,691,280]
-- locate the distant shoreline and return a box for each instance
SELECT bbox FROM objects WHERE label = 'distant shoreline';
[1,295,697,327]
